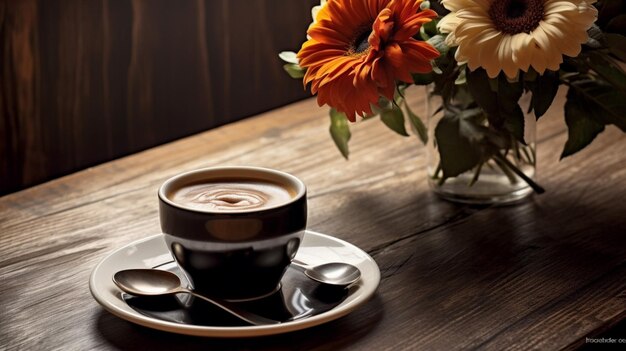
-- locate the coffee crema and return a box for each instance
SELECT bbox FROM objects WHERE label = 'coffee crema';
[168,179,296,212]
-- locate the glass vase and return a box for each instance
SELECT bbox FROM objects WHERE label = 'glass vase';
[425,87,537,205]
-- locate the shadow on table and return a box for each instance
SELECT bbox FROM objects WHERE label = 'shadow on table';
[335,182,626,258]
[335,185,626,348]
[94,294,384,350]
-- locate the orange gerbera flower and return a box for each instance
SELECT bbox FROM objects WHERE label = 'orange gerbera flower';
[297,0,439,121]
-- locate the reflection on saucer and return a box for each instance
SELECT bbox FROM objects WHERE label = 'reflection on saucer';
[123,262,349,327]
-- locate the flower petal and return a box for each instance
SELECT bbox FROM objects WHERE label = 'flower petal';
[442,0,596,78]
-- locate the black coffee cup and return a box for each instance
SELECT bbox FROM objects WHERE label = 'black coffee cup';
[158,166,307,301]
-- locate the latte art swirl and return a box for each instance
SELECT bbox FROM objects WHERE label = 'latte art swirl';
[187,188,268,210]
[169,180,295,212]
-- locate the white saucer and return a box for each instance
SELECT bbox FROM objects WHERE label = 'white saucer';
[89,230,380,337]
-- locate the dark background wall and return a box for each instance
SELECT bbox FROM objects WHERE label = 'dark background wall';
[0,0,316,195]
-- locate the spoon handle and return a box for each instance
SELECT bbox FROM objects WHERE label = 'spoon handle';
[290,259,308,268]
[182,289,280,325]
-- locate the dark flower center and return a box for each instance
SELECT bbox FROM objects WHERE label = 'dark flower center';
[355,32,371,53]
[489,0,545,35]
[349,26,373,55]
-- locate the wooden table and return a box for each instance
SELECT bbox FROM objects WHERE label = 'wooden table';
[1,88,625,350]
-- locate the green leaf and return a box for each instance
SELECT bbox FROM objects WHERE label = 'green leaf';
[527,70,560,118]
[434,112,482,178]
[456,108,491,143]
[370,96,392,116]
[503,107,525,144]
[430,51,463,105]
[561,88,606,158]
[427,35,449,57]
[466,68,496,111]
[394,88,406,105]
[412,72,435,85]
[604,34,626,62]
[452,84,475,109]
[587,52,626,92]
[404,101,428,144]
[585,24,603,48]
[329,109,351,159]
[567,77,626,132]
[283,63,305,79]
[454,67,467,85]
[607,14,626,34]
[524,69,538,82]
[488,76,499,93]
[419,19,438,40]
[381,104,410,137]
[466,68,525,143]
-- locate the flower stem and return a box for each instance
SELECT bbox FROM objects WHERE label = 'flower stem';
[493,158,519,185]
[493,153,545,194]
[468,163,483,187]
[521,146,534,166]
[432,162,442,180]
[438,177,447,186]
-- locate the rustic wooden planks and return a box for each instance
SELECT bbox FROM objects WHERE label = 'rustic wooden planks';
[0,0,317,194]
[1,87,625,350]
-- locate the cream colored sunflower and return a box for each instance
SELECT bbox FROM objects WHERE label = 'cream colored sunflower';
[311,0,328,23]
[438,0,598,78]
[281,0,329,63]
[308,0,328,39]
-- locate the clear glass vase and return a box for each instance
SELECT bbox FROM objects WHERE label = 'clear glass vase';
[426,87,538,205]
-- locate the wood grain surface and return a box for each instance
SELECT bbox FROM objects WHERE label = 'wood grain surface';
[0,0,316,194]
[1,87,625,350]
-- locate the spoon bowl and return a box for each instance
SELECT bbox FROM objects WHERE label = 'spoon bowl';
[113,269,280,325]
[114,269,182,296]
[291,261,361,287]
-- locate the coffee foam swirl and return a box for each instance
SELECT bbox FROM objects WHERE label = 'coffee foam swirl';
[185,188,268,210]
[169,180,295,212]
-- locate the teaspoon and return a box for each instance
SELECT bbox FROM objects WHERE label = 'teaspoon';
[291,260,361,287]
[113,269,280,326]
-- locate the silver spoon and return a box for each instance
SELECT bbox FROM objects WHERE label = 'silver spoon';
[291,260,361,287]
[113,269,280,326]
